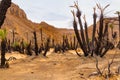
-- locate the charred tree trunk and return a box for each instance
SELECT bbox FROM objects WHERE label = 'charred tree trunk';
[62,35,65,52]
[95,12,104,55]
[91,8,97,56]
[71,3,110,57]
[26,40,32,56]
[0,0,11,28]
[1,39,6,67]
[0,0,11,68]
[65,35,70,50]
[33,31,38,56]
[76,8,88,56]
[20,39,25,54]
[73,36,76,49]
[83,15,90,53]
[43,38,50,57]
[71,10,88,56]
[118,14,120,49]
[103,23,109,39]
[117,13,120,41]
[7,39,11,53]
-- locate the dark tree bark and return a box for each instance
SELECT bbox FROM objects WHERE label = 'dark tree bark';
[1,39,6,67]
[119,15,120,40]
[71,3,110,57]
[43,38,50,56]
[26,40,32,56]
[76,9,88,56]
[83,16,90,52]
[33,31,38,56]
[0,0,11,68]
[0,0,11,28]
[71,10,88,56]
[20,39,25,54]
[7,39,11,53]
[95,13,104,55]
[73,36,76,49]
[91,8,97,56]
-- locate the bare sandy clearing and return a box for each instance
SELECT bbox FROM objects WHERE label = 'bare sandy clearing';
[0,50,120,80]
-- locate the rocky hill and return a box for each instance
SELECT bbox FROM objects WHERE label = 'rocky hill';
[1,3,119,44]
[1,3,74,44]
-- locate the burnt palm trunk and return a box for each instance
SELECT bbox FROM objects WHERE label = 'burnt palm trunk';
[0,0,11,28]
[91,8,97,56]
[73,36,76,49]
[95,13,104,55]
[74,4,88,56]
[26,40,32,56]
[71,11,88,56]
[33,31,38,56]
[84,17,90,52]
[118,15,120,41]
[65,36,70,50]
[71,3,110,57]
[117,13,120,49]
[7,39,11,53]
[43,38,50,56]
[0,0,11,67]
[103,22,109,39]
[76,9,88,56]
[62,35,66,52]
[1,39,6,67]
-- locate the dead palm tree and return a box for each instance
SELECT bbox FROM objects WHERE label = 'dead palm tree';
[115,11,120,41]
[91,7,97,56]
[0,0,11,68]
[71,2,111,57]
[95,3,110,55]
[0,29,7,67]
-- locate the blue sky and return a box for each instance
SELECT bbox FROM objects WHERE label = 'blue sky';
[12,0,120,28]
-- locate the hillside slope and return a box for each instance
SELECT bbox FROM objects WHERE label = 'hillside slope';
[1,3,74,44]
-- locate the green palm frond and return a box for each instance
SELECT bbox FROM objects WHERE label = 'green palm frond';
[12,41,19,47]
[109,24,114,29]
[0,29,7,40]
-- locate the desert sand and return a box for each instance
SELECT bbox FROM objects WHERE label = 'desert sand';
[0,49,120,80]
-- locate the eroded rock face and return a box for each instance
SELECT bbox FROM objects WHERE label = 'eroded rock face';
[7,3,27,19]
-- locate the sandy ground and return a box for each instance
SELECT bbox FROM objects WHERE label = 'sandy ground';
[0,49,120,80]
